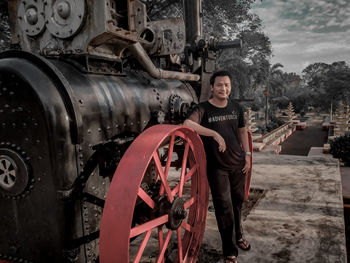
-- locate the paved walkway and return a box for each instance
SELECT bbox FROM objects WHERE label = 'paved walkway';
[200,153,347,262]
[280,116,328,156]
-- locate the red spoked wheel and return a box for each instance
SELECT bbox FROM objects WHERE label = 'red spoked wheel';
[244,130,253,201]
[100,125,209,263]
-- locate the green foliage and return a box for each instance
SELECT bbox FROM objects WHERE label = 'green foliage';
[300,61,350,110]
[330,135,350,166]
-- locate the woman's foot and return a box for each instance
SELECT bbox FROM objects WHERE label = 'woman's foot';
[237,238,251,251]
[225,255,238,263]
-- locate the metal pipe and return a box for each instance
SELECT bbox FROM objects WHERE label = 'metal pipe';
[183,0,202,44]
[129,42,200,81]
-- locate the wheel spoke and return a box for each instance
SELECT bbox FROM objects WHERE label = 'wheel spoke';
[133,230,152,263]
[130,215,169,238]
[160,135,175,195]
[177,228,183,263]
[181,221,192,233]
[8,175,15,184]
[153,151,174,203]
[4,159,11,170]
[178,143,189,197]
[156,229,173,263]
[8,170,16,176]
[158,227,164,263]
[184,197,195,210]
[171,165,197,196]
[137,187,155,209]
[0,160,5,170]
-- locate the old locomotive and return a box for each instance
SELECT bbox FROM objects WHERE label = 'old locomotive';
[0,0,249,262]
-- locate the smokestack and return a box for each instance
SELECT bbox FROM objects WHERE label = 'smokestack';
[183,0,202,44]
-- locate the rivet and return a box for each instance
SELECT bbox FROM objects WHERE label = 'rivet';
[87,129,91,134]
[37,177,41,182]
[98,128,101,132]
[11,144,16,148]
[21,151,26,155]
[36,139,40,143]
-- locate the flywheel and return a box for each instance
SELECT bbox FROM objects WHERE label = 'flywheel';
[100,125,209,263]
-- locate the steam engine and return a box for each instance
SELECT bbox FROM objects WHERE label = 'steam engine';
[0,0,242,262]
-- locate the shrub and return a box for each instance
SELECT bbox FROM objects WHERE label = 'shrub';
[266,122,278,132]
[330,135,350,166]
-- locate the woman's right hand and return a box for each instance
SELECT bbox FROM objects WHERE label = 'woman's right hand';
[213,132,226,152]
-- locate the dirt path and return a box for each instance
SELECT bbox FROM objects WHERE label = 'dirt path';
[280,116,328,156]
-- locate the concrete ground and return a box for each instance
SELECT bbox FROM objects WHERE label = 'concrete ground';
[200,152,347,263]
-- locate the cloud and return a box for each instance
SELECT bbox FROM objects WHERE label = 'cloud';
[252,0,350,74]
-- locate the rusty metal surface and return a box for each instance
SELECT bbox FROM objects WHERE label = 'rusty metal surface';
[0,50,199,262]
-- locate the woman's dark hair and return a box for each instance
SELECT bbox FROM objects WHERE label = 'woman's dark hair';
[209,70,232,85]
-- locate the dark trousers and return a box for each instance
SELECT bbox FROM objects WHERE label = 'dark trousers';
[207,165,246,257]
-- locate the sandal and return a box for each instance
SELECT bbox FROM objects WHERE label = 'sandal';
[225,256,238,263]
[237,238,251,251]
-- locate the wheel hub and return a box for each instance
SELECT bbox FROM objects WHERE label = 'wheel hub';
[0,155,17,189]
[167,197,188,230]
[0,148,29,196]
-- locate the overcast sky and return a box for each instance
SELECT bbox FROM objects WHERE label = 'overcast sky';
[251,0,350,75]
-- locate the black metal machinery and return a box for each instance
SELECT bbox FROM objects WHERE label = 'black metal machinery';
[0,0,241,262]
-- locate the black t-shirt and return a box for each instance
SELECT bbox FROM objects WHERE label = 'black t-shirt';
[188,100,245,170]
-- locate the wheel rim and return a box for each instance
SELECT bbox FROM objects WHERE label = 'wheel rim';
[245,130,253,201]
[100,125,209,263]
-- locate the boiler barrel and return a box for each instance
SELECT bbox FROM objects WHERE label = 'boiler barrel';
[0,50,198,262]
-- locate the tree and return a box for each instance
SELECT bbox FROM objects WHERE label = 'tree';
[301,61,350,110]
